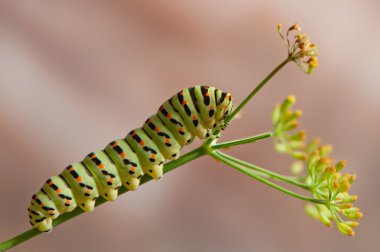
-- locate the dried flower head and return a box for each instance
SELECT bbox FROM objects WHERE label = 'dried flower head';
[278,23,319,74]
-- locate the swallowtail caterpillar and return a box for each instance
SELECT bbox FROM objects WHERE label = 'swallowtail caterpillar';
[28,86,233,232]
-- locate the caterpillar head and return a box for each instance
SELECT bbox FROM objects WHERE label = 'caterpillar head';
[216,92,233,127]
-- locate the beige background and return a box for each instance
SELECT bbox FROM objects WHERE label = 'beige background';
[0,1,379,251]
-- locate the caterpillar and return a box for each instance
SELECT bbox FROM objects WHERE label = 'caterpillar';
[28,86,233,232]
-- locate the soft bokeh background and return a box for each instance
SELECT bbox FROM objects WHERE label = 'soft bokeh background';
[0,1,379,251]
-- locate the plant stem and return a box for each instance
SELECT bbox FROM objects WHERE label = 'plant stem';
[225,57,291,125]
[0,147,206,251]
[216,151,309,189]
[211,151,326,205]
[212,132,273,149]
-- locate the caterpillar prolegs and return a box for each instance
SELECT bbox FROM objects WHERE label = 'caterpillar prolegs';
[28,86,233,232]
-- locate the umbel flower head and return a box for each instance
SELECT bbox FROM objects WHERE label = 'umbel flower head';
[278,23,319,74]
[273,96,363,236]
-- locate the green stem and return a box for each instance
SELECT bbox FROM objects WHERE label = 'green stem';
[212,132,273,149]
[225,57,291,125]
[211,151,326,205]
[216,151,309,190]
[0,147,206,251]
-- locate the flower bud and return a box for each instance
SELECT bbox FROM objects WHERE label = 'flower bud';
[337,222,355,236]
[280,95,296,113]
[272,104,281,124]
[335,160,346,172]
[319,212,332,227]
[291,161,304,175]
[345,221,359,228]
[304,204,319,219]
[289,130,306,142]
[291,151,307,160]
[319,144,333,157]
[283,120,299,131]
[306,138,321,154]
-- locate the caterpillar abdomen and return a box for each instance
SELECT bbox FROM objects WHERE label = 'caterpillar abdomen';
[28,86,233,232]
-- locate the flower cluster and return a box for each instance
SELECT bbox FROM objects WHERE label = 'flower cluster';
[272,96,362,236]
[304,139,362,236]
[272,95,306,174]
[278,23,319,74]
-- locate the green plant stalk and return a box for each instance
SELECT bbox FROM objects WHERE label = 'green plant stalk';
[212,151,326,205]
[224,57,291,126]
[212,132,273,149]
[216,151,309,189]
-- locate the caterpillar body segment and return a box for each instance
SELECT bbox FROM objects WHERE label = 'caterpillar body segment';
[28,86,233,232]
[83,151,122,201]
[61,163,99,212]
[104,139,144,191]
[125,128,166,180]
[41,176,77,214]
[142,115,181,160]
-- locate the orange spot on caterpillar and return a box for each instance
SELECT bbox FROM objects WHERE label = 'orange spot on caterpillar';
[180,91,184,95]
[140,140,145,146]
[56,188,62,193]
[182,100,187,105]
[192,115,197,120]
[68,167,75,172]
[90,154,96,159]
[85,189,91,195]
[130,166,136,172]
[210,105,214,110]
[147,118,152,123]
[154,127,159,132]
[131,131,137,136]
[222,104,226,109]
[179,127,184,132]
[109,177,114,183]
[151,154,156,159]
[98,164,105,169]
[205,93,209,97]
[49,210,55,214]
[167,113,172,119]
[120,152,127,158]
[112,142,118,147]
[48,181,53,185]
[165,138,170,143]
[77,176,83,182]
[65,199,71,204]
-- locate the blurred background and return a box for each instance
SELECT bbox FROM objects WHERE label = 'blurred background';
[0,1,379,251]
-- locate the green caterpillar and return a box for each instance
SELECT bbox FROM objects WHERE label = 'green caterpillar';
[28,86,233,232]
